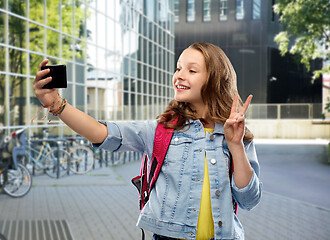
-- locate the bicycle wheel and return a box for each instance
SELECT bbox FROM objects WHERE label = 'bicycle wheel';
[69,146,94,174]
[44,149,70,178]
[3,164,32,198]
[27,146,46,176]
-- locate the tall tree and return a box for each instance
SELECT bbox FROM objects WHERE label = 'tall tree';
[273,0,330,80]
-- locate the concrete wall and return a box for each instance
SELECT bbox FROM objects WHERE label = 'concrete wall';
[247,120,330,139]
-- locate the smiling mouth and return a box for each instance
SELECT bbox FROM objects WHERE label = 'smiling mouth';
[176,85,190,90]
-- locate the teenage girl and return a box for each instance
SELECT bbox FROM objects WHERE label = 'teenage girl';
[34,42,262,240]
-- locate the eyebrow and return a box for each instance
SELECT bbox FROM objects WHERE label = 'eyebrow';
[177,61,201,67]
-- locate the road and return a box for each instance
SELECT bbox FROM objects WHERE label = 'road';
[255,140,330,209]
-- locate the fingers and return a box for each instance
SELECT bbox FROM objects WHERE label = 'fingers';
[38,59,49,71]
[227,113,245,124]
[230,94,239,115]
[35,69,50,81]
[35,59,52,89]
[34,75,52,90]
[240,95,253,115]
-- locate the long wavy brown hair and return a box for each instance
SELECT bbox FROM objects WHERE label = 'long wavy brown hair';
[157,42,253,140]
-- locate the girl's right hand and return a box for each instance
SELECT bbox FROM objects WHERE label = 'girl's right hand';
[33,59,59,106]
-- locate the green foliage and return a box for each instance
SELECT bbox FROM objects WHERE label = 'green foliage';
[0,0,87,125]
[273,0,330,79]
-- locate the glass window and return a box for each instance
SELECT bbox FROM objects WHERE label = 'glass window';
[9,49,27,75]
[62,1,74,35]
[8,0,26,17]
[97,0,106,14]
[174,0,179,22]
[61,35,73,61]
[0,74,6,127]
[187,0,195,22]
[9,76,26,126]
[9,16,26,49]
[29,22,43,53]
[0,0,5,9]
[106,0,115,18]
[146,0,155,22]
[75,2,86,39]
[253,0,261,20]
[236,0,244,20]
[1,0,174,129]
[203,0,211,22]
[97,13,106,48]
[47,1,60,30]
[219,0,227,21]
[29,53,43,78]
[29,0,44,24]
[272,0,276,21]
[0,46,5,71]
[159,1,168,25]
[47,29,60,57]
[0,12,4,44]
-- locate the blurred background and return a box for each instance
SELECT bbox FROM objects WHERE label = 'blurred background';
[0,0,329,138]
[0,0,329,240]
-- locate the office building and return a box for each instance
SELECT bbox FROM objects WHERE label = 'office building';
[0,0,175,136]
[174,0,322,113]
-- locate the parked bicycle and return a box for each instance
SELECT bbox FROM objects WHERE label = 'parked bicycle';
[66,137,94,174]
[0,129,32,198]
[22,129,70,178]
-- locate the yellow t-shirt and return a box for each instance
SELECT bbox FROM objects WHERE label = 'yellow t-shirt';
[196,128,214,240]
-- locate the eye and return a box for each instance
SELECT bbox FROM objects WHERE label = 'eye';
[189,69,196,73]
[175,68,181,72]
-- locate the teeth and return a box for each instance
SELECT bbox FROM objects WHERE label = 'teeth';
[177,85,189,89]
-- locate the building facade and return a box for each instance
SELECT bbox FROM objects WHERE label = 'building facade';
[0,0,175,137]
[174,0,322,114]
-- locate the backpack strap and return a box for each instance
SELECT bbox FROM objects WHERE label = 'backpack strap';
[228,152,238,214]
[146,118,178,200]
[131,118,178,212]
[131,154,149,210]
[223,138,238,214]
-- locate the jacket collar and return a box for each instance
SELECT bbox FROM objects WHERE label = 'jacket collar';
[185,119,224,134]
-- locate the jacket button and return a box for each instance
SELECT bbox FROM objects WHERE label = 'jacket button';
[210,135,215,140]
[215,190,221,196]
[174,137,178,142]
[218,221,223,227]
[210,158,216,164]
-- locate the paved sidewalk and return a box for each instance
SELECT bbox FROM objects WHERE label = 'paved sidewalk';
[1,162,329,240]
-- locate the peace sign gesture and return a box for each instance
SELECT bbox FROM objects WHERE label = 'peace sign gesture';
[224,94,252,145]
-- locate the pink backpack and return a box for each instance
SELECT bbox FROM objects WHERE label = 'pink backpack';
[131,120,176,211]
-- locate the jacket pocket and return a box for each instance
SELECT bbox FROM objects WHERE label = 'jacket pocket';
[165,136,193,163]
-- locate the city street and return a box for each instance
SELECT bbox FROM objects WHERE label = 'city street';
[254,139,330,209]
[0,139,329,240]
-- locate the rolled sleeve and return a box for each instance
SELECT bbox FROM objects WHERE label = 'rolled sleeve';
[92,121,123,151]
[231,140,262,211]
[231,170,262,210]
[91,120,157,156]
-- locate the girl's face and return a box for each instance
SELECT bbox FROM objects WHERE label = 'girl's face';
[173,48,208,109]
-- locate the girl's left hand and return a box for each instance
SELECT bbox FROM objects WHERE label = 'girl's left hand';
[224,94,252,146]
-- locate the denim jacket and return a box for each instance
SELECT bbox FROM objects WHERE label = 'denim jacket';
[94,119,262,240]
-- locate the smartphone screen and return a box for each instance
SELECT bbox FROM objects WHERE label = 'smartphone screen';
[41,65,67,89]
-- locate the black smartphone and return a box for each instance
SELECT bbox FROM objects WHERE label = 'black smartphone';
[41,65,67,89]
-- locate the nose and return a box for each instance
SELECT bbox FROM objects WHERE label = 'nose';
[175,69,185,81]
